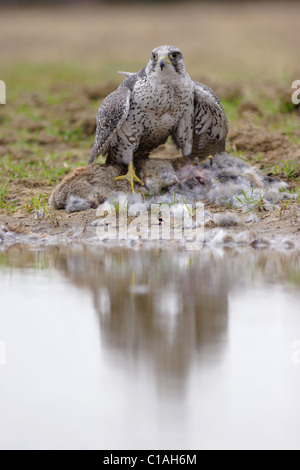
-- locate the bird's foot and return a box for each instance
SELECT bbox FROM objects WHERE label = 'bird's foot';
[203,155,214,166]
[115,161,144,194]
[193,155,214,167]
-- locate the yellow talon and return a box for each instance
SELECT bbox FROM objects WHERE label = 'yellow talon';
[204,155,214,166]
[194,155,214,166]
[115,161,144,194]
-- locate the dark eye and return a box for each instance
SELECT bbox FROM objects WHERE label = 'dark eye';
[169,52,179,60]
[152,53,158,61]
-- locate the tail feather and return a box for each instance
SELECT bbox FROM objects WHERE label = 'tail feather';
[117,71,135,78]
[88,146,99,165]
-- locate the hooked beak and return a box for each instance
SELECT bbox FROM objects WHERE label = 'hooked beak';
[158,56,170,71]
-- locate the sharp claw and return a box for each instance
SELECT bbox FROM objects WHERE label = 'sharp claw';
[131,178,135,194]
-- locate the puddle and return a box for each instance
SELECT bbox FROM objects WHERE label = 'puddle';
[0,245,300,450]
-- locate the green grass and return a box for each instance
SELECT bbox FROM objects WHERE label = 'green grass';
[0,68,99,190]
[0,183,19,215]
[235,189,266,212]
[0,184,9,208]
[2,62,121,100]
[224,87,300,148]
[26,194,49,217]
[279,197,294,216]
[183,199,197,216]
[222,97,243,123]
[272,160,299,179]
[0,154,75,183]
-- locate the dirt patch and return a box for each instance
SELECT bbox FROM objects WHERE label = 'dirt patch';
[83,82,121,101]
[229,123,300,165]
[1,153,299,250]
[1,196,299,251]
[196,77,244,102]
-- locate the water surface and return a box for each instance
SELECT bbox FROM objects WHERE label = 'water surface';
[0,245,300,450]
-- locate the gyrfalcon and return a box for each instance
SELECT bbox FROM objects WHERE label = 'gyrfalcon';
[89,45,228,192]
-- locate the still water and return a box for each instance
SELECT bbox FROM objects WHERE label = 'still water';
[0,245,300,450]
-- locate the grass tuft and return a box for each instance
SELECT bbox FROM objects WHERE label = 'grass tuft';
[272,160,299,179]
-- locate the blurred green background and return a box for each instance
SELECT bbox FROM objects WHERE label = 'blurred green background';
[1,0,300,91]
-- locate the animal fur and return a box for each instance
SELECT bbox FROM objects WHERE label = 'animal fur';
[49,154,290,213]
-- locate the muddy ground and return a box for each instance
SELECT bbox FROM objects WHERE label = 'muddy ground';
[0,3,299,248]
[1,77,299,248]
[1,120,299,250]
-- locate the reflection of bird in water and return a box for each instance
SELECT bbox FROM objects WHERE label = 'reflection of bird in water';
[89,45,228,192]
[54,248,229,393]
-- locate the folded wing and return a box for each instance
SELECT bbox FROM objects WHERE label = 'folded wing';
[191,81,228,160]
[89,87,131,164]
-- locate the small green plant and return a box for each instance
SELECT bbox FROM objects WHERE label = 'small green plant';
[279,197,293,216]
[271,195,278,211]
[222,198,237,210]
[172,187,179,206]
[205,214,216,228]
[155,188,180,208]
[236,188,255,206]
[112,200,120,216]
[26,194,49,218]
[109,193,128,216]
[183,199,197,216]
[0,184,18,214]
[272,160,298,179]
[0,184,9,207]
[282,160,298,179]
[235,188,266,211]
[272,165,281,175]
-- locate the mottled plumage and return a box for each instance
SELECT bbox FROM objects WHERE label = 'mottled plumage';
[89,46,228,188]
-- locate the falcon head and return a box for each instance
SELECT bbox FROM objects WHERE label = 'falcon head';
[146,45,186,81]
